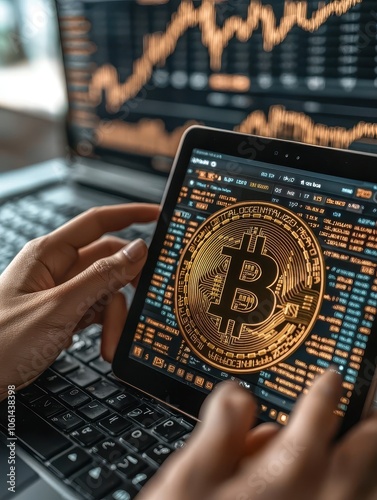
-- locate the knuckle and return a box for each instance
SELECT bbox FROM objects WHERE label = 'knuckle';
[85,206,106,232]
[85,206,101,217]
[91,258,114,284]
[23,235,49,257]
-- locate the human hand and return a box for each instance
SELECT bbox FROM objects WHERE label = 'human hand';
[137,370,377,500]
[0,203,159,399]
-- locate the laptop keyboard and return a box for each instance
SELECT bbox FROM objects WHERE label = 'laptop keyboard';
[0,194,194,499]
[0,193,155,274]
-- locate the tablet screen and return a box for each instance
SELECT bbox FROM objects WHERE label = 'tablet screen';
[117,130,377,429]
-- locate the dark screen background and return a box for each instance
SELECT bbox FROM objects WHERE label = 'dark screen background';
[129,149,377,425]
[57,0,377,175]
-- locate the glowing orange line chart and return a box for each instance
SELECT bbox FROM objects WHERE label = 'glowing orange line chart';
[95,106,377,155]
[88,0,363,111]
[236,106,377,150]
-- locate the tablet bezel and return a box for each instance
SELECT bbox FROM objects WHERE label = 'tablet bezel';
[113,126,377,433]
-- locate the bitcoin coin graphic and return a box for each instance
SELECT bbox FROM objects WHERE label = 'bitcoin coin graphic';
[175,202,325,373]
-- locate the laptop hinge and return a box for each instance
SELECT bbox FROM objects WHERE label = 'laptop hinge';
[72,160,166,203]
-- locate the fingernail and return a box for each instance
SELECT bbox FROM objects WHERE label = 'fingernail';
[123,239,147,262]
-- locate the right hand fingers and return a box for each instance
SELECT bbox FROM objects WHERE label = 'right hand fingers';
[320,412,377,500]
[188,381,257,481]
[223,370,343,500]
[138,382,257,500]
[243,422,280,457]
[283,369,343,450]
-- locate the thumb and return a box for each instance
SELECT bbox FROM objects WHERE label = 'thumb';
[185,382,257,481]
[54,238,148,321]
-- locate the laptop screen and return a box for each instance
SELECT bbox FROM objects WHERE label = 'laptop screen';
[56,0,377,177]
[126,140,377,426]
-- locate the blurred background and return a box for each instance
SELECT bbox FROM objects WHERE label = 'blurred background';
[0,0,66,172]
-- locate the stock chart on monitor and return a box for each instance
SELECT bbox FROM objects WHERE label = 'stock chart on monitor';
[57,0,377,174]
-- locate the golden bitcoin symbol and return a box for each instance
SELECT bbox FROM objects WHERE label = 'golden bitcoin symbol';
[175,202,325,373]
[208,232,279,340]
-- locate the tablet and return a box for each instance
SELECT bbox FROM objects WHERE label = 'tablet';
[113,126,377,434]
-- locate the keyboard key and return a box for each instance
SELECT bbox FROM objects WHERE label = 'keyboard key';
[59,387,91,408]
[90,356,112,375]
[49,447,91,478]
[104,484,139,500]
[143,443,174,466]
[0,403,70,460]
[78,400,109,421]
[68,337,89,354]
[51,355,80,375]
[172,434,191,449]
[18,385,46,403]
[114,453,146,478]
[120,428,158,453]
[93,438,127,463]
[67,366,100,388]
[36,370,72,394]
[30,396,66,418]
[126,404,164,428]
[153,419,187,441]
[71,425,105,447]
[74,341,101,363]
[83,324,102,339]
[106,393,136,413]
[107,372,130,387]
[98,414,132,436]
[74,464,121,499]
[86,380,119,400]
[131,467,155,489]
[50,411,84,432]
